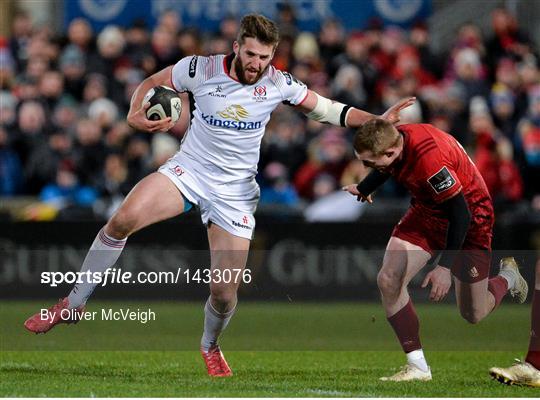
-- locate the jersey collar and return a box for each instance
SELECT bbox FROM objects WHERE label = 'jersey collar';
[223,53,240,83]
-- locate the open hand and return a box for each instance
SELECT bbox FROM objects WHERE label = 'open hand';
[381,97,416,124]
[421,265,452,302]
[342,184,373,203]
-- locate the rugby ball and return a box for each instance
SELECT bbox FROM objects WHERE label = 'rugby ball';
[142,85,182,123]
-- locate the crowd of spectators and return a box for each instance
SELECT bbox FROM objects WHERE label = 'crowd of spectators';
[0,5,538,220]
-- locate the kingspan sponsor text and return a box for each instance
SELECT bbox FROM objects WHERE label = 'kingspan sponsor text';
[201,113,262,130]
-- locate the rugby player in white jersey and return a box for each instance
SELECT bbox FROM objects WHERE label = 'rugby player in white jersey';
[24,14,414,376]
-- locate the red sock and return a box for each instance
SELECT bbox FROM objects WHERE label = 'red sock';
[387,299,422,353]
[488,276,508,309]
[525,289,540,369]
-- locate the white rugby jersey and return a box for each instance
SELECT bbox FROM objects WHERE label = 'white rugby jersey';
[170,54,307,184]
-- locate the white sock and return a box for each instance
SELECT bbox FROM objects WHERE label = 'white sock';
[67,228,126,309]
[498,269,516,289]
[406,349,429,372]
[200,298,236,352]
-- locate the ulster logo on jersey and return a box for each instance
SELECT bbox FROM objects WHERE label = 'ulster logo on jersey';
[252,85,267,102]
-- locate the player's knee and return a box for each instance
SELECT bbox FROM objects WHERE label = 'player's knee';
[107,208,138,238]
[459,309,482,324]
[210,286,237,308]
[377,270,401,298]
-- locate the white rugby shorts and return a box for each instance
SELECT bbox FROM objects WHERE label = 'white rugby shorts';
[158,157,259,240]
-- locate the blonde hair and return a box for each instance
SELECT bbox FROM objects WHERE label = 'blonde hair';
[353,118,400,155]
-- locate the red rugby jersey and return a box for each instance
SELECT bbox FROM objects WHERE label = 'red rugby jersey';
[388,124,492,216]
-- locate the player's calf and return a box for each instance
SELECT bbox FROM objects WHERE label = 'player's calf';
[377,269,405,304]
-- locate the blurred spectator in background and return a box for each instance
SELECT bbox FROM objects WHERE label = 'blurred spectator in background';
[470,97,523,205]
[12,101,48,167]
[94,151,131,219]
[409,21,443,79]
[330,32,378,99]
[67,18,94,54]
[158,9,182,36]
[59,44,86,101]
[52,96,78,132]
[0,39,15,90]
[0,91,16,127]
[453,48,489,105]
[332,64,366,109]
[260,162,299,207]
[318,18,344,65]
[0,125,23,195]
[9,11,33,72]
[88,97,119,131]
[87,25,127,105]
[13,75,39,101]
[152,25,180,71]
[25,130,73,195]
[39,159,97,214]
[81,73,107,111]
[150,132,179,169]
[486,7,532,70]
[516,85,540,207]
[178,28,201,56]
[294,128,349,201]
[261,107,306,178]
[125,133,151,184]
[490,82,519,139]
[1,4,539,220]
[218,15,239,43]
[125,19,152,72]
[276,3,298,39]
[39,70,64,115]
[73,118,107,186]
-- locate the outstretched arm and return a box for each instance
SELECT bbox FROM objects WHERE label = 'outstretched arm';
[127,66,175,133]
[296,90,415,128]
[342,169,390,203]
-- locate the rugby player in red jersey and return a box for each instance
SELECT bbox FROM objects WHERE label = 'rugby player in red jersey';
[343,118,528,381]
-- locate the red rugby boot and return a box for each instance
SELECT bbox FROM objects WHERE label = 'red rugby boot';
[201,345,233,377]
[24,298,85,334]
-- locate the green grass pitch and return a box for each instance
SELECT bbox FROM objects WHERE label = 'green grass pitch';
[0,300,537,397]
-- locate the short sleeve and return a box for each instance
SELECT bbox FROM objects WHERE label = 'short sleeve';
[414,147,462,203]
[424,165,462,203]
[171,56,201,93]
[277,71,308,105]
